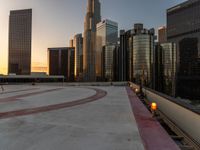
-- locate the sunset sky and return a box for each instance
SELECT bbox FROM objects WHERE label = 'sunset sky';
[0,0,185,74]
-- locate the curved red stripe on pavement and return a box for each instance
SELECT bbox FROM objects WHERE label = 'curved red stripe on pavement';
[0,88,39,95]
[0,88,107,119]
[0,88,63,103]
[126,87,180,150]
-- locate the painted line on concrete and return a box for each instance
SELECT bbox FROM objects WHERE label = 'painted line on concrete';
[0,88,63,103]
[0,88,39,95]
[0,88,107,119]
[126,87,180,150]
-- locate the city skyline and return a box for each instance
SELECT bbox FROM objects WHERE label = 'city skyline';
[0,1,199,149]
[0,0,186,74]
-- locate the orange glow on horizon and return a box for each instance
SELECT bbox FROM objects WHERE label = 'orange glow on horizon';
[0,62,47,75]
[32,66,47,73]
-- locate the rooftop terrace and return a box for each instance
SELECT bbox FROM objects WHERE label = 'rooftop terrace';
[0,84,180,150]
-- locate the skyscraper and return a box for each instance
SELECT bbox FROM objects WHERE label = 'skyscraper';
[102,44,116,81]
[119,30,130,81]
[83,0,101,81]
[161,43,177,96]
[118,24,155,85]
[167,0,200,99]
[153,43,163,92]
[131,24,155,87]
[48,47,75,81]
[96,19,118,80]
[74,34,83,81]
[154,26,177,96]
[8,9,32,75]
[113,44,120,81]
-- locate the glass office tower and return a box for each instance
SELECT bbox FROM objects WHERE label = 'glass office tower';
[161,43,177,96]
[131,24,155,87]
[167,0,200,99]
[8,9,32,75]
[96,19,118,81]
[102,44,116,81]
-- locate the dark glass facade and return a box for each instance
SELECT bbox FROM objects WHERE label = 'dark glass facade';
[179,38,198,76]
[48,47,75,81]
[119,30,129,81]
[8,9,32,75]
[69,49,75,81]
[167,0,200,100]
[153,43,163,92]
[113,45,120,81]
[161,43,177,96]
[154,42,177,96]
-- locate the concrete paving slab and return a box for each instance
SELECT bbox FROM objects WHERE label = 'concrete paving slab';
[0,85,145,150]
[0,87,96,112]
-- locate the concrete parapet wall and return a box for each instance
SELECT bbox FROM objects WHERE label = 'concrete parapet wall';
[64,82,128,86]
[129,82,200,144]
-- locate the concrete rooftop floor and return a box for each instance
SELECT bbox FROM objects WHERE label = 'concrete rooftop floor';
[0,84,145,150]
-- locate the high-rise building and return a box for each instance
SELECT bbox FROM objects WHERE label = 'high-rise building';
[113,44,120,81]
[118,30,130,81]
[153,43,163,92]
[167,0,200,99]
[83,0,101,81]
[73,34,83,81]
[8,9,32,75]
[96,19,118,80]
[48,47,75,81]
[118,24,155,85]
[161,43,177,96]
[131,24,155,87]
[158,26,167,43]
[154,42,177,96]
[102,44,116,81]
[69,49,75,81]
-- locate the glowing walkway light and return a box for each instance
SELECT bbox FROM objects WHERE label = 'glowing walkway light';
[135,88,139,93]
[151,102,157,111]
[151,102,157,117]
